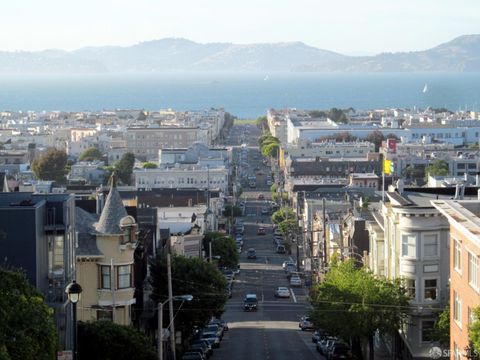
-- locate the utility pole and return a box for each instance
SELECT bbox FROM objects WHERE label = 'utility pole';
[167,252,176,360]
[322,198,327,269]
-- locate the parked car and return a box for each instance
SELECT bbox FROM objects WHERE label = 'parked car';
[299,316,314,331]
[276,245,286,254]
[274,286,291,298]
[243,293,258,311]
[203,323,223,339]
[311,329,328,343]
[282,261,296,270]
[247,248,257,259]
[328,343,353,360]
[257,227,266,235]
[200,332,220,348]
[290,275,302,287]
[317,337,338,355]
[257,193,264,200]
[190,340,212,357]
[209,318,229,332]
[186,346,208,359]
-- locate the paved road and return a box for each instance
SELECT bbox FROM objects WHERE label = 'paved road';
[214,192,317,360]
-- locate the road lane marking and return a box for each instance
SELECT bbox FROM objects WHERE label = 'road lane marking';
[290,288,297,303]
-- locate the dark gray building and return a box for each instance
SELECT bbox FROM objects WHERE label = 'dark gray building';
[0,192,76,349]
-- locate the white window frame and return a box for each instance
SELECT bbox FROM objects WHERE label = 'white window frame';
[453,238,462,274]
[421,232,440,259]
[401,233,417,259]
[422,277,439,302]
[453,290,462,328]
[468,251,479,292]
[404,278,416,301]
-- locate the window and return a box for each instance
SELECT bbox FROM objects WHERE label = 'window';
[454,343,461,360]
[97,308,113,321]
[423,233,439,258]
[99,265,111,289]
[453,291,462,327]
[468,307,475,325]
[468,252,479,290]
[454,239,462,273]
[421,320,435,342]
[402,234,416,258]
[117,265,133,289]
[424,279,438,301]
[405,279,416,299]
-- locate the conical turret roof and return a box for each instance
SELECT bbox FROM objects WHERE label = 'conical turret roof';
[95,173,128,235]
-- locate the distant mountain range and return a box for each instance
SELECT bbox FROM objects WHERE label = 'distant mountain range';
[3,35,480,73]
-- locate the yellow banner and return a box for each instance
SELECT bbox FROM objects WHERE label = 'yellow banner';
[384,159,392,175]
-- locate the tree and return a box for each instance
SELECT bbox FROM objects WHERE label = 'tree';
[328,107,349,124]
[318,131,358,143]
[424,159,449,182]
[78,147,102,162]
[211,235,239,268]
[150,255,227,334]
[469,307,480,355]
[222,205,242,217]
[310,260,409,360]
[261,142,279,158]
[256,116,268,130]
[365,130,385,151]
[142,162,158,169]
[271,207,295,224]
[78,321,156,360]
[114,152,135,185]
[433,301,450,346]
[0,268,58,360]
[31,147,68,183]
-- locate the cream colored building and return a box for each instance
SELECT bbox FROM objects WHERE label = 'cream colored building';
[76,176,138,325]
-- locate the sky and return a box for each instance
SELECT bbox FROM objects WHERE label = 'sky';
[1,0,479,55]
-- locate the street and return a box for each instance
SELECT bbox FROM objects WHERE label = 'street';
[212,124,318,359]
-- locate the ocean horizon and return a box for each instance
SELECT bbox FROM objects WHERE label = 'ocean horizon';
[0,72,479,118]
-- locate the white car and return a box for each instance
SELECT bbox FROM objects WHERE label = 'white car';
[274,287,291,298]
[290,275,302,287]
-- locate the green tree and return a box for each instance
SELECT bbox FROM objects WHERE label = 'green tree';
[211,235,239,268]
[271,207,295,224]
[328,107,349,124]
[469,307,480,355]
[256,116,268,130]
[261,142,279,158]
[142,162,158,169]
[222,205,242,217]
[31,147,68,183]
[114,152,135,185]
[270,183,278,194]
[434,301,450,346]
[309,110,327,118]
[78,321,155,360]
[78,147,102,162]
[318,131,358,142]
[424,159,449,182]
[365,130,385,151]
[0,268,58,360]
[310,260,409,360]
[150,255,227,334]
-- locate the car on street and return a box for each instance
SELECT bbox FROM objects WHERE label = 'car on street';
[299,316,314,331]
[200,332,221,348]
[274,286,291,298]
[282,261,296,270]
[257,227,266,235]
[276,245,286,254]
[327,343,353,359]
[247,248,257,259]
[311,329,328,343]
[257,193,264,200]
[185,346,208,359]
[243,293,258,311]
[209,318,229,332]
[261,207,270,215]
[290,275,302,287]
[316,337,338,355]
[190,340,212,357]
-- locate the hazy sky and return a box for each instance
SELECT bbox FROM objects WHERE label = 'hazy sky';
[2,0,479,54]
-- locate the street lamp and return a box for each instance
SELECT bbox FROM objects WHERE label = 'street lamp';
[65,280,83,360]
[158,295,193,360]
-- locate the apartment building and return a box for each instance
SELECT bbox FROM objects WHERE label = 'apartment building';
[367,188,451,359]
[432,200,480,359]
[134,165,229,193]
[125,127,208,161]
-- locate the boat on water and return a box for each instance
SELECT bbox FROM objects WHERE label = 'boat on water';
[423,84,428,93]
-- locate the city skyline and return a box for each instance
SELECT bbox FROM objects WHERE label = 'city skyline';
[2,0,479,55]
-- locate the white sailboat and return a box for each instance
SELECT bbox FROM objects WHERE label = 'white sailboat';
[422,84,428,93]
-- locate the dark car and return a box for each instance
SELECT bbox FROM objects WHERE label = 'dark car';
[191,340,212,357]
[209,318,229,332]
[244,293,258,311]
[328,343,353,360]
[312,329,328,343]
[247,248,257,259]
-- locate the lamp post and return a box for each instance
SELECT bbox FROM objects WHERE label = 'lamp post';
[158,295,193,360]
[65,280,83,360]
